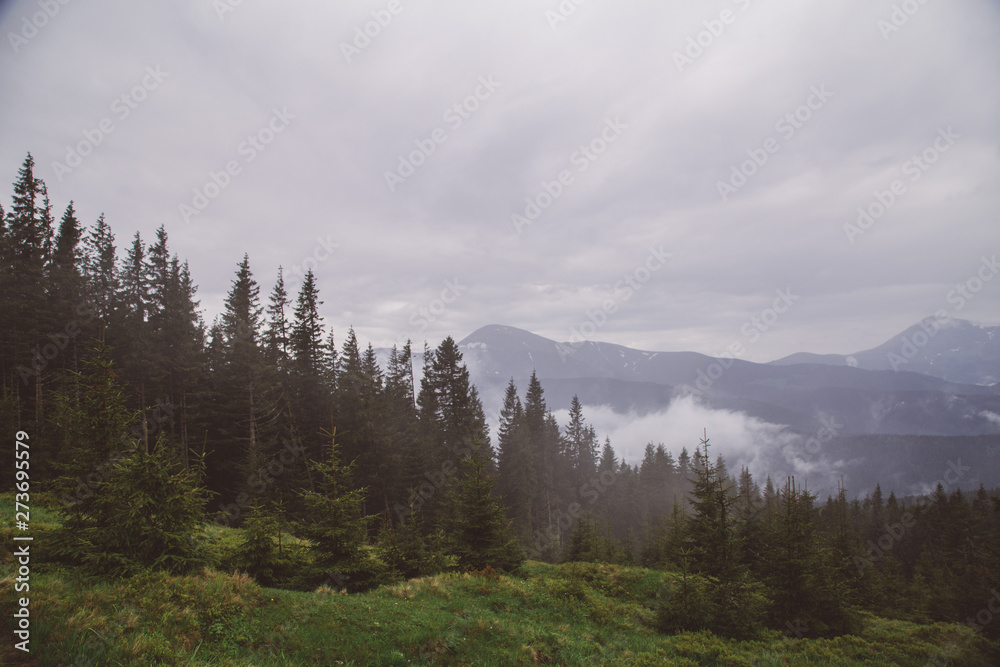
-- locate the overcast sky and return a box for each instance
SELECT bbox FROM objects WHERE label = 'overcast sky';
[2,0,999,363]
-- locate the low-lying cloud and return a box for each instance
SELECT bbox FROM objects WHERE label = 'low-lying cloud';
[551,395,849,496]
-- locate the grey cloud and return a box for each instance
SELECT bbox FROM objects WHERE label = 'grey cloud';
[1,0,998,362]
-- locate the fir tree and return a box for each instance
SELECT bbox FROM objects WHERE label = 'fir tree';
[81,212,118,324]
[296,435,374,589]
[446,445,523,573]
[496,378,534,538]
[51,339,211,576]
[3,154,53,425]
[263,267,291,369]
[231,499,294,587]
[684,430,770,639]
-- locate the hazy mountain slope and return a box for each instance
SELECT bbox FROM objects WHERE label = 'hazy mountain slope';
[457,323,1000,437]
[771,317,1000,386]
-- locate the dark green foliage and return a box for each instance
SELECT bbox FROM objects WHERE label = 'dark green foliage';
[687,432,742,582]
[295,446,376,589]
[230,500,294,587]
[655,431,773,639]
[563,513,631,565]
[642,500,689,569]
[50,336,135,478]
[657,568,771,640]
[497,378,535,538]
[3,152,999,652]
[656,569,716,635]
[53,435,212,577]
[761,477,862,637]
[446,446,524,573]
[377,514,455,580]
[263,266,291,368]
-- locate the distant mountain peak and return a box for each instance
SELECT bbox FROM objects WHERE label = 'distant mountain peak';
[770,316,999,386]
[460,324,534,343]
[459,324,573,350]
[455,318,1000,444]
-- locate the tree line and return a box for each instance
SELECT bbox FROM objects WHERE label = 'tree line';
[1,153,998,641]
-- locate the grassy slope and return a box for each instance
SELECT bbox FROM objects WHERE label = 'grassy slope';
[2,494,999,666]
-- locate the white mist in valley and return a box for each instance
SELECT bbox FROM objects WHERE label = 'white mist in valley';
[550,396,850,497]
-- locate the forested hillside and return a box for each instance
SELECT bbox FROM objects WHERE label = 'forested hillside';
[2,153,999,661]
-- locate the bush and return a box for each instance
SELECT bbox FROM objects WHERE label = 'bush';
[50,437,211,577]
[656,570,771,640]
[712,571,771,640]
[229,502,297,587]
[657,571,717,635]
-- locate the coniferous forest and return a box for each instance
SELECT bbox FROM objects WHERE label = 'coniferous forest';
[3,152,1000,664]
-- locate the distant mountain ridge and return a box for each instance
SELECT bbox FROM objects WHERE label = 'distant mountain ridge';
[454,320,1000,438]
[770,316,1000,386]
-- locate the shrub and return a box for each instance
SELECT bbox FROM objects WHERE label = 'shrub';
[657,570,771,639]
[656,571,717,635]
[50,436,211,577]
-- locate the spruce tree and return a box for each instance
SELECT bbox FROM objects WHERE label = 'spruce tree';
[263,267,291,369]
[288,269,330,466]
[51,339,211,576]
[563,395,592,489]
[289,269,325,377]
[445,445,523,573]
[50,202,84,339]
[296,435,373,589]
[684,430,770,639]
[762,477,860,637]
[231,499,294,587]
[81,212,118,324]
[496,378,534,539]
[413,337,492,524]
[688,432,740,581]
[385,341,420,510]
[210,255,267,499]
[118,232,152,447]
[3,154,53,426]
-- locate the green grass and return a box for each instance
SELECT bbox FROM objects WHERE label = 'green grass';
[3,561,997,666]
[2,494,998,665]
[0,491,65,532]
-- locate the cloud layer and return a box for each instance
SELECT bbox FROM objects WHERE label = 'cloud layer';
[551,396,849,494]
[2,0,999,361]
